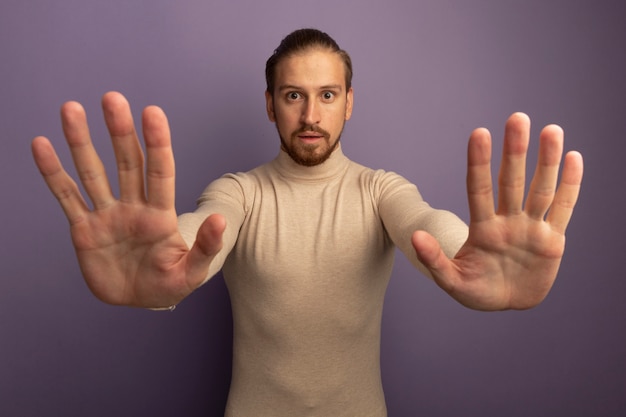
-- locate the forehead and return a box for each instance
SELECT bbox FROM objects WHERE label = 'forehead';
[274,48,346,90]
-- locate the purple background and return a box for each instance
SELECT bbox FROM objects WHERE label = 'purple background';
[1,0,624,415]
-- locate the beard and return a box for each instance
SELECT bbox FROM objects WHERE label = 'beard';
[278,124,343,167]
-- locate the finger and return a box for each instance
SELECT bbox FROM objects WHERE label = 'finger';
[466,127,495,222]
[185,214,226,288]
[62,100,115,209]
[102,92,146,204]
[412,230,459,291]
[142,105,175,210]
[525,124,563,219]
[497,113,530,215]
[31,136,90,225]
[546,151,583,234]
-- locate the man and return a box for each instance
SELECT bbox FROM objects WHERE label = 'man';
[31,29,583,416]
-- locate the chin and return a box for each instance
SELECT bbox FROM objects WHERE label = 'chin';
[288,142,339,167]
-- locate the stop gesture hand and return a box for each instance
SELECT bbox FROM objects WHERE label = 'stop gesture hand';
[413,113,584,310]
[31,92,225,308]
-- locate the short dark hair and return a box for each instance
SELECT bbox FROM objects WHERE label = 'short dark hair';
[265,28,353,94]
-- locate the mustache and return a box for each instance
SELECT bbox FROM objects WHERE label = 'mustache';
[292,125,331,139]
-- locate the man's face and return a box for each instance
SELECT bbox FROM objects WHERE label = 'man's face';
[265,48,354,166]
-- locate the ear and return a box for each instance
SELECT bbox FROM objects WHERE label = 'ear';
[345,87,354,121]
[265,90,276,122]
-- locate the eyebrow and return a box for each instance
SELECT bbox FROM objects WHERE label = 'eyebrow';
[278,84,344,92]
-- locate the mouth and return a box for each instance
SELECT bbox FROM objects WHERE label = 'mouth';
[294,127,330,144]
[297,132,324,142]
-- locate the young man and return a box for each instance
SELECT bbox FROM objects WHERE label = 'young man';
[31,29,583,416]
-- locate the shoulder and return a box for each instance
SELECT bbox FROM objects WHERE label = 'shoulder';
[346,160,421,199]
[196,161,277,206]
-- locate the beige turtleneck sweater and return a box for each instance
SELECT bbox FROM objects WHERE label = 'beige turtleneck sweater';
[177,145,468,417]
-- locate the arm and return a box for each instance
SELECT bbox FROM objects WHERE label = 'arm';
[413,113,584,311]
[377,175,468,279]
[31,92,227,309]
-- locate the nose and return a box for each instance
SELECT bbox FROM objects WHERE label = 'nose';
[301,98,321,126]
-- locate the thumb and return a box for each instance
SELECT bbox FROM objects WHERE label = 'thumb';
[195,213,226,256]
[185,214,226,286]
[411,230,457,286]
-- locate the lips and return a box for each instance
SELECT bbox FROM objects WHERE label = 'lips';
[298,132,324,139]
[293,126,330,142]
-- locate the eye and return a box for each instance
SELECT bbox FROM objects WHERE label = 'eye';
[287,92,301,101]
[322,91,335,101]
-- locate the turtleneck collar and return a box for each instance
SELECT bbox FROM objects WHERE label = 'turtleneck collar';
[272,143,350,181]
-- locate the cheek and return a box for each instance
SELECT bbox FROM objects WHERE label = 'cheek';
[274,116,295,138]
[274,109,299,128]
[327,111,347,129]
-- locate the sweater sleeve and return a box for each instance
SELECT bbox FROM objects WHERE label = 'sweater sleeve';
[375,171,468,278]
[177,174,248,285]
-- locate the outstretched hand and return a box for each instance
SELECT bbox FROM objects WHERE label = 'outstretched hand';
[31,92,225,308]
[412,113,583,311]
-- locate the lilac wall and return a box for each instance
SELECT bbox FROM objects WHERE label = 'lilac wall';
[2,1,624,415]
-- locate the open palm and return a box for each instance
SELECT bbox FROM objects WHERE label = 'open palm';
[31,92,225,308]
[413,113,584,310]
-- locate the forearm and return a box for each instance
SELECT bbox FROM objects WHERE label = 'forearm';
[375,172,468,278]
[394,208,468,278]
